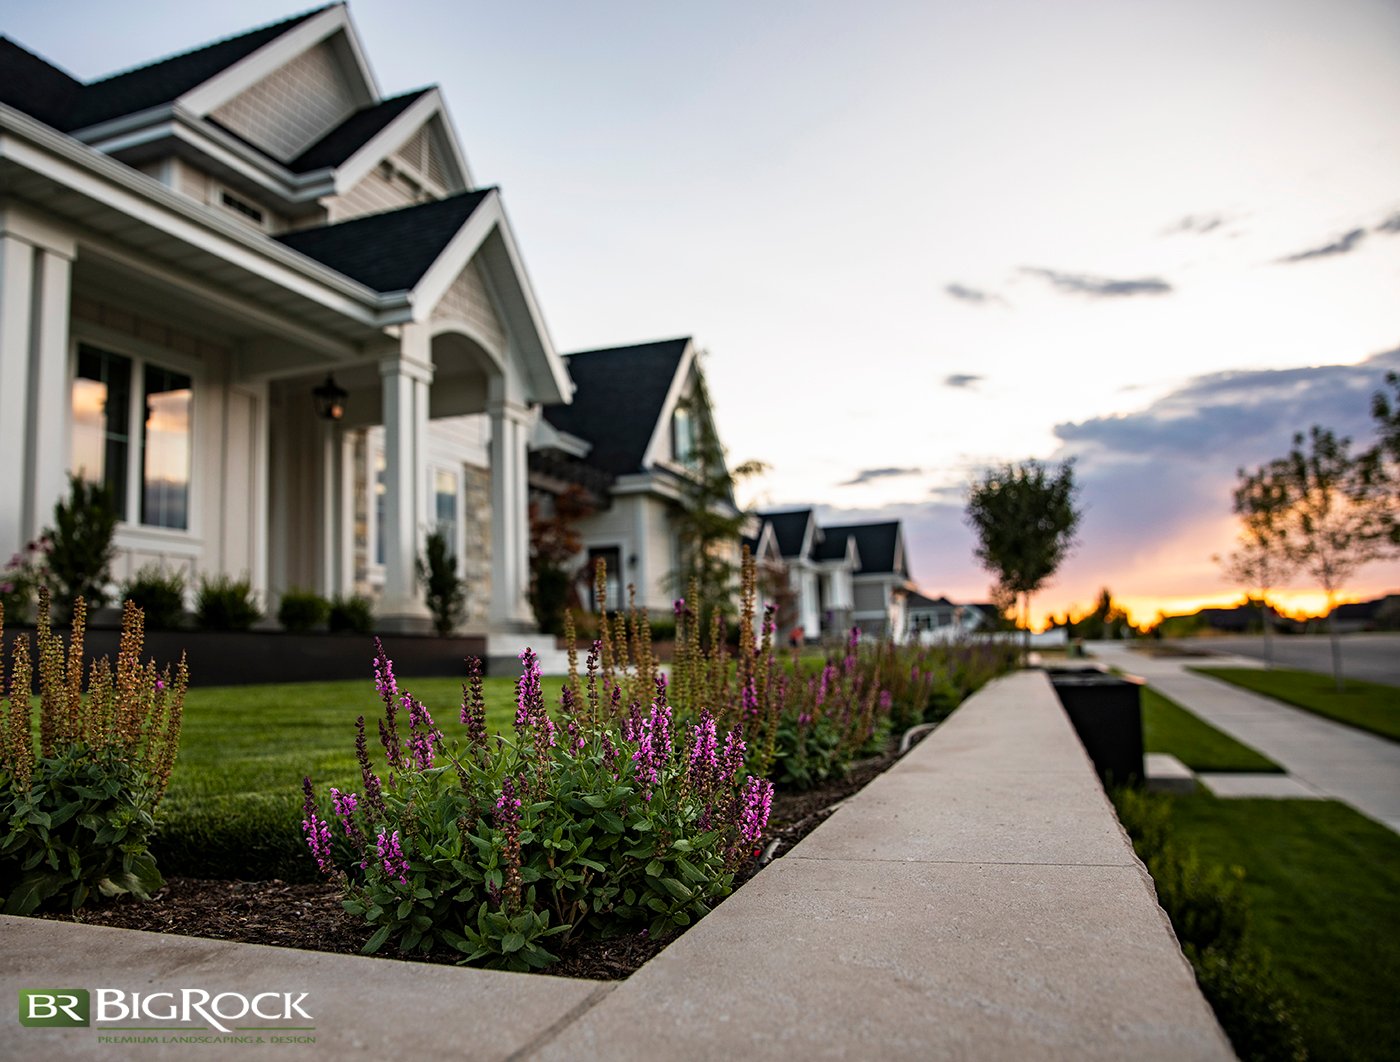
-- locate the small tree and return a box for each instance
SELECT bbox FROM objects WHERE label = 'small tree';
[1216,464,1296,668]
[965,460,1080,661]
[529,485,595,638]
[417,527,465,636]
[45,475,119,621]
[670,373,765,625]
[1272,427,1388,690]
[1364,370,1400,551]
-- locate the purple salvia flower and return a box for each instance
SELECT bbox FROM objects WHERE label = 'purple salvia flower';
[404,693,442,770]
[741,677,760,721]
[354,715,386,816]
[738,776,774,845]
[515,647,543,729]
[817,663,835,708]
[600,731,620,779]
[721,725,746,785]
[330,787,359,837]
[688,709,719,792]
[376,830,410,885]
[495,776,523,825]
[673,598,685,617]
[301,777,334,874]
[461,656,489,751]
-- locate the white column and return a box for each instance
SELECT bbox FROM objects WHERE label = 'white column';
[320,421,340,598]
[488,397,533,627]
[379,339,434,623]
[0,214,75,561]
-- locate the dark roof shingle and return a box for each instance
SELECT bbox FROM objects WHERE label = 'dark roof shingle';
[274,189,491,291]
[288,89,428,171]
[759,510,814,559]
[541,340,690,476]
[821,522,905,576]
[0,38,84,129]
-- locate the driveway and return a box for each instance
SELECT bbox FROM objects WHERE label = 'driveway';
[1162,632,1400,687]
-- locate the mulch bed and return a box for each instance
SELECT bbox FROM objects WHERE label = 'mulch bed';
[35,738,919,981]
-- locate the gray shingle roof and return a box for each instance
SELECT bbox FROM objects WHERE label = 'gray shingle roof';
[274,189,492,291]
[758,510,814,559]
[821,522,905,576]
[287,88,429,171]
[541,339,690,477]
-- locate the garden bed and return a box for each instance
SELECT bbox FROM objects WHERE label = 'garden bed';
[37,737,915,980]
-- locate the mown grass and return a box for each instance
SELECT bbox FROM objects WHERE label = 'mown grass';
[1141,687,1282,773]
[1193,667,1400,743]
[1170,795,1400,1061]
[153,672,535,880]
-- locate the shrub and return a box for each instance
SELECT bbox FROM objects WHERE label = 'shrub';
[278,589,329,633]
[45,475,119,620]
[122,566,187,631]
[0,591,186,913]
[303,644,773,969]
[416,528,465,636]
[529,565,570,639]
[1191,945,1307,1062]
[0,536,50,625]
[328,595,373,634]
[196,574,261,631]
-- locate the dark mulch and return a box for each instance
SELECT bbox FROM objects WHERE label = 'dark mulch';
[36,737,919,980]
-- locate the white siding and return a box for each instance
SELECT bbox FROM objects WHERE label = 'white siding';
[432,261,505,350]
[327,163,419,222]
[211,40,357,162]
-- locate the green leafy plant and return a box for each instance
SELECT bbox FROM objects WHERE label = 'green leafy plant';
[328,595,373,634]
[416,528,465,636]
[278,589,329,633]
[0,591,186,914]
[196,574,261,631]
[303,645,773,970]
[45,475,119,621]
[121,565,187,631]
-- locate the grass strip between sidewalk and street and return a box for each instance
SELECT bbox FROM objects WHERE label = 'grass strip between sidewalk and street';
[1169,795,1400,1062]
[1192,667,1400,743]
[1141,686,1283,773]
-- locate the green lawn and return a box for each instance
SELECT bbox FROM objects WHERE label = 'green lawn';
[1193,667,1400,743]
[154,672,536,880]
[1141,686,1282,773]
[1170,796,1400,1061]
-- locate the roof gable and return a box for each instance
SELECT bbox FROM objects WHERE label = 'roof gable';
[288,88,428,171]
[541,339,692,476]
[761,509,816,559]
[822,521,906,576]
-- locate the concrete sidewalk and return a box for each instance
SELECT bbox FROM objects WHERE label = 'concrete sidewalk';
[1090,642,1400,834]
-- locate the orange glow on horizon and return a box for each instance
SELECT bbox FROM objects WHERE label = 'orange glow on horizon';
[1027,588,1386,632]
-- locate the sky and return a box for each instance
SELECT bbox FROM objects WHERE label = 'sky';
[6,0,1400,626]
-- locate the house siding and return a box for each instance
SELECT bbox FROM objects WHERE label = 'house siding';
[211,41,358,162]
[327,162,421,222]
[432,261,506,350]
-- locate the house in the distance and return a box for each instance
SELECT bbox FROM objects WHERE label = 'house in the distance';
[753,508,859,642]
[0,5,571,635]
[533,337,741,614]
[819,521,912,641]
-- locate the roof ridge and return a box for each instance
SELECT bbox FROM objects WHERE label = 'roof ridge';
[0,36,83,85]
[565,336,691,358]
[290,187,492,232]
[87,4,336,86]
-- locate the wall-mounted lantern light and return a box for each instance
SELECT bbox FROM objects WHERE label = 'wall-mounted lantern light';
[313,374,348,421]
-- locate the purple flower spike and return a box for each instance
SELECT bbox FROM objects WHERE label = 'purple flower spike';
[738,776,774,845]
[376,830,410,885]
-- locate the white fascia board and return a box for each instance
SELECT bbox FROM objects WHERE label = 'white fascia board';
[639,339,696,470]
[430,92,474,191]
[178,7,376,117]
[529,417,592,459]
[0,105,398,325]
[753,521,779,564]
[612,474,685,504]
[408,189,500,320]
[333,88,449,194]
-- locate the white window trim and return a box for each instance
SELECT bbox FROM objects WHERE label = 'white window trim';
[430,462,464,558]
[70,325,204,548]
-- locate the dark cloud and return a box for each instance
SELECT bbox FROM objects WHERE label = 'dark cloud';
[1277,228,1366,263]
[945,283,997,305]
[1376,212,1400,234]
[943,373,983,389]
[839,467,922,487]
[1021,267,1172,298]
[1163,214,1225,236]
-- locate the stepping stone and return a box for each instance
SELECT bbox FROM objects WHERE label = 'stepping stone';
[1197,773,1323,799]
[1146,753,1197,794]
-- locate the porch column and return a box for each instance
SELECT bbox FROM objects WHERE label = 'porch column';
[320,422,342,598]
[0,211,75,561]
[378,341,434,625]
[488,398,533,627]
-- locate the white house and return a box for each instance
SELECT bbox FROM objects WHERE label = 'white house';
[0,5,572,633]
[819,521,913,642]
[531,338,742,614]
[753,509,860,643]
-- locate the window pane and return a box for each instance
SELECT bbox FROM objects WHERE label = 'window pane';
[374,449,386,566]
[434,469,458,557]
[73,347,131,519]
[141,365,192,529]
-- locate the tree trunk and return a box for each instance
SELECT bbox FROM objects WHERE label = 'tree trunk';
[1261,595,1274,669]
[1327,594,1344,693]
[1022,591,1032,666]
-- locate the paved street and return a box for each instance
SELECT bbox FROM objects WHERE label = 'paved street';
[1163,632,1400,687]
[1091,642,1400,834]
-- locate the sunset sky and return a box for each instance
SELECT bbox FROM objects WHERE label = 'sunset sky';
[10,0,1400,626]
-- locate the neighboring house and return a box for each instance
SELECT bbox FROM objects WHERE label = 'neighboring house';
[1328,594,1400,633]
[907,592,996,643]
[533,337,740,614]
[0,6,573,633]
[753,508,859,643]
[819,522,912,641]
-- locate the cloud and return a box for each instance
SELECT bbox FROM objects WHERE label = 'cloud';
[1020,267,1172,298]
[1376,212,1400,235]
[943,373,983,389]
[839,466,923,487]
[1277,228,1366,263]
[944,282,999,305]
[1163,213,1225,236]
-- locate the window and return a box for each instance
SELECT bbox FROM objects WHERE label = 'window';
[219,189,265,225]
[672,405,697,466]
[72,346,191,530]
[434,468,459,556]
[588,547,622,612]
